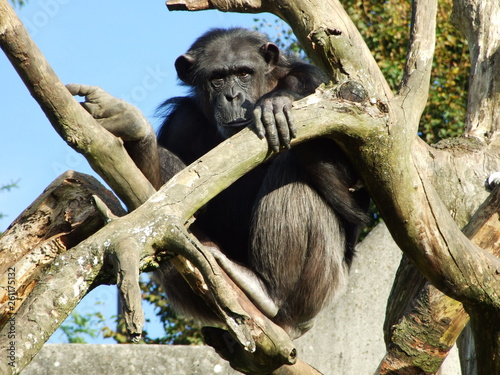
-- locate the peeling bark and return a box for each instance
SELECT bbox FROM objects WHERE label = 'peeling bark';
[0,171,125,327]
[0,171,125,374]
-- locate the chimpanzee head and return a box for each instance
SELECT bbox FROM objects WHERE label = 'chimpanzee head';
[174,28,283,138]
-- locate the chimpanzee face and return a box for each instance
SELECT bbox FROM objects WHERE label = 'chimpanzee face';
[175,39,280,138]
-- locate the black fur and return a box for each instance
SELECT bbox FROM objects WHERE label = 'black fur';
[155,28,369,338]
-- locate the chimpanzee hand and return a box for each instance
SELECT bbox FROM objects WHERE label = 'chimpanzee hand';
[253,90,299,152]
[66,84,153,142]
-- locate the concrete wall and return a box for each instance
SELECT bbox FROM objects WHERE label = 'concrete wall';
[23,344,239,375]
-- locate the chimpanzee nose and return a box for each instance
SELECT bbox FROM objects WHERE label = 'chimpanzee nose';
[225,87,242,102]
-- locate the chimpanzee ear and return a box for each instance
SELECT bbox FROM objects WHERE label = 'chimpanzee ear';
[175,54,196,85]
[260,43,280,67]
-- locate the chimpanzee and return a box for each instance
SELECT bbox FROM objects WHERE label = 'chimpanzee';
[67,27,368,340]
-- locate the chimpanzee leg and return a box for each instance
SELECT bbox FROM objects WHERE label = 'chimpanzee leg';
[249,152,348,338]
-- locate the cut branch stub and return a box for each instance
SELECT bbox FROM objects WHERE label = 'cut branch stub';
[111,236,144,341]
[166,0,212,11]
[166,0,265,12]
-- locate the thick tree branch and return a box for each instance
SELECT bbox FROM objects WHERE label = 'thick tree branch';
[0,172,126,374]
[451,0,500,141]
[377,186,500,374]
[0,172,126,323]
[395,0,437,132]
[359,129,500,309]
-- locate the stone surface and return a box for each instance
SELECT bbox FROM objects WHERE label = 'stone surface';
[23,344,239,375]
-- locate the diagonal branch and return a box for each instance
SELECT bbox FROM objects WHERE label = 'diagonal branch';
[0,0,155,210]
[377,186,500,374]
[394,0,437,135]
[451,0,500,140]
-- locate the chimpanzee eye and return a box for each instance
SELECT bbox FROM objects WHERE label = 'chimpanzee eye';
[237,71,252,83]
[238,71,251,79]
[211,77,224,89]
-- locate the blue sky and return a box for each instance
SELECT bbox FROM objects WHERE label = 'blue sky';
[1,0,281,343]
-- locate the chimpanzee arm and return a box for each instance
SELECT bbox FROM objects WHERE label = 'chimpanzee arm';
[66,84,164,189]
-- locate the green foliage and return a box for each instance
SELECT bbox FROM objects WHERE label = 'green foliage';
[10,0,26,7]
[138,277,204,345]
[59,310,106,343]
[1,181,19,192]
[422,1,469,142]
[344,0,469,143]
[102,314,129,344]
[101,276,204,345]
[253,18,308,61]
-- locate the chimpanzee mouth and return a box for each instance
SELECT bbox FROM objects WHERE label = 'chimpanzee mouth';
[222,118,254,128]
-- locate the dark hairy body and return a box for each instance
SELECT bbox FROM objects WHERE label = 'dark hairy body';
[68,27,369,340]
[155,28,369,338]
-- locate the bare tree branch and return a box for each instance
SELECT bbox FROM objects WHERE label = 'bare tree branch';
[451,0,500,140]
[395,0,437,130]
[377,186,500,374]
[0,0,155,209]
[0,171,126,374]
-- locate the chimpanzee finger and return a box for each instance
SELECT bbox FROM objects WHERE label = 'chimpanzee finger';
[66,84,104,103]
[283,105,297,139]
[262,109,280,152]
[81,101,105,117]
[253,107,265,139]
[274,111,291,149]
[66,83,91,96]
